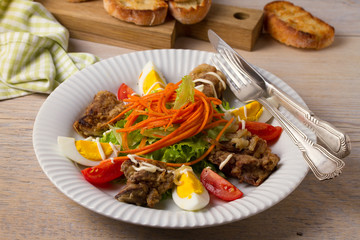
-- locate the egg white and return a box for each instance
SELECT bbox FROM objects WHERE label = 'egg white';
[172,187,210,211]
[57,136,102,167]
[257,96,279,123]
[172,170,210,211]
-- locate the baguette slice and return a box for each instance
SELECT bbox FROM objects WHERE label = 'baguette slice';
[168,0,211,25]
[263,1,335,49]
[103,0,168,26]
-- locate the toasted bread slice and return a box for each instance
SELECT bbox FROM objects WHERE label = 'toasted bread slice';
[103,0,168,26]
[168,0,211,25]
[264,1,335,49]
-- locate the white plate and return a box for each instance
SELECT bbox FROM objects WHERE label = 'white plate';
[33,49,313,229]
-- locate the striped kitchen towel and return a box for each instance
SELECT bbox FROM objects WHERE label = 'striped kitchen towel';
[0,0,99,100]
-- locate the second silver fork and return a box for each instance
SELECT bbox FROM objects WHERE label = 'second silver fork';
[212,50,345,181]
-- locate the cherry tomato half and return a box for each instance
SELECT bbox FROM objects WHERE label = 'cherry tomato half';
[117,83,135,100]
[81,158,125,185]
[200,168,243,201]
[241,121,282,143]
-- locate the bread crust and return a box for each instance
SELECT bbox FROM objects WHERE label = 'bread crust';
[263,1,335,49]
[103,0,168,26]
[168,0,211,25]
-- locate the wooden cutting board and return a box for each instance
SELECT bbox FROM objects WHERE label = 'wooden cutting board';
[36,0,263,51]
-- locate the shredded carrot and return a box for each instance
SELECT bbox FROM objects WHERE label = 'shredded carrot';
[100,118,233,168]
[106,79,233,167]
[139,137,147,148]
[204,119,229,130]
[116,116,171,133]
[122,132,129,150]
[132,117,234,167]
[106,102,137,125]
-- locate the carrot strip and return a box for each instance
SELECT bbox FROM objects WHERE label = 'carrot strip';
[139,137,147,148]
[198,94,210,131]
[121,110,141,150]
[106,102,138,124]
[212,112,225,118]
[165,102,189,130]
[164,117,234,167]
[207,98,222,105]
[203,119,229,129]
[116,116,171,132]
[152,134,166,138]
[122,132,129,150]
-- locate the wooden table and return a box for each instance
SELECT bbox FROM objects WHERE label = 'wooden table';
[1,0,359,239]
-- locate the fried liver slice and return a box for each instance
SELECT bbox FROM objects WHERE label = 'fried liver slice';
[115,160,174,207]
[208,129,280,186]
[189,63,227,98]
[73,91,125,137]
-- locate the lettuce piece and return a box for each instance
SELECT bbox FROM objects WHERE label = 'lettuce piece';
[100,113,148,148]
[141,126,178,138]
[144,136,209,164]
[162,137,208,163]
[99,128,120,145]
[207,125,229,142]
[192,160,226,178]
[109,125,123,146]
[99,119,127,145]
[161,189,173,200]
[173,75,195,109]
[221,99,232,111]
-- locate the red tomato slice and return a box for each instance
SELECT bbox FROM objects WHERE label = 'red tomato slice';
[241,121,282,143]
[117,83,135,100]
[81,158,125,185]
[200,168,243,201]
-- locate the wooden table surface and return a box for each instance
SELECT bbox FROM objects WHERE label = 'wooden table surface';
[1,0,359,239]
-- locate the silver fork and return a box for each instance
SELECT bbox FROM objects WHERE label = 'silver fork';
[212,48,345,181]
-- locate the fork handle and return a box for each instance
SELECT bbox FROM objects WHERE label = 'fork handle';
[266,83,351,158]
[257,97,345,180]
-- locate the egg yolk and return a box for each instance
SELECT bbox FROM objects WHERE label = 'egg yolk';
[231,101,263,121]
[176,171,204,199]
[141,69,165,94]
[75,140,113,161]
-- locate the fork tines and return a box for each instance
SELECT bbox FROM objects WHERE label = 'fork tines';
[212,49,255,89]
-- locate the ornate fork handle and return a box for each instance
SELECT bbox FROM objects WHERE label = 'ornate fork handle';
[258,97,345,180]
[266,84,351,158]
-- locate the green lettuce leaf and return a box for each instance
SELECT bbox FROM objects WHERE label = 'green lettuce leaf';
[143,135,209,164]
[192,160,226,178]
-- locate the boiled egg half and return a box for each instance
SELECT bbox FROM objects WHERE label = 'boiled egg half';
[172,166,210,211]
[231,97,279,123]
[231,101,263,122]
[138,61,167,95]
[57,136,119,166]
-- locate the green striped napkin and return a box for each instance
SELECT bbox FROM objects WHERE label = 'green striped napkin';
[0,0,99,100]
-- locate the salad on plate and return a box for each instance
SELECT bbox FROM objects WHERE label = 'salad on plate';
[57,61,282,211]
